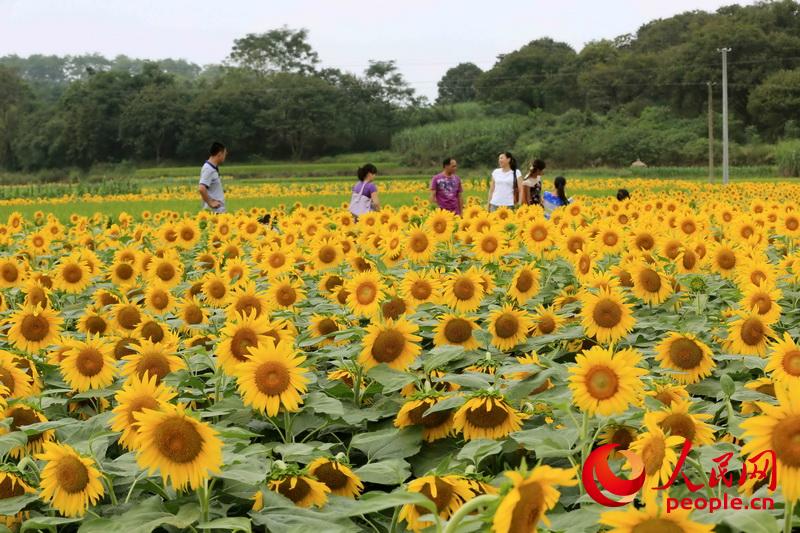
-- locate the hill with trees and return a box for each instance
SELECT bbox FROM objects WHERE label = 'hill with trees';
[2,1,800,173]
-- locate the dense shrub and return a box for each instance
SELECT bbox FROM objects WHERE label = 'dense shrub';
[776,140,800,177]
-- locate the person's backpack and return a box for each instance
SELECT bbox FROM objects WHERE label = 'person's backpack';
[349,181,372,216]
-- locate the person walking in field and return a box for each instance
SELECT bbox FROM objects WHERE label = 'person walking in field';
[543,175,570,219]
[520,159,546,207]
[487,151,521,212]
[349,163,380,220]
[430,157,463,215]
[198,142,227,213]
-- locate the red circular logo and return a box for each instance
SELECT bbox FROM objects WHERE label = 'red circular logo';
[582,443,646,507]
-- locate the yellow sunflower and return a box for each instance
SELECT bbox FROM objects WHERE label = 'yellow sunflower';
[110,297,142,333]
[740,383,800,502]
[442,270,485,312]
[345,270,386,318]
[472,228,506,263]
[110,372,177,450]
[134,404,223,491]
[224,280,271,320]
[394,394,456,442]
[201,271,230,307]
[629,262,673,305]
[60,336,116,392]
[266,275,306,310]
[433,314,480,350]
[487,304,533,351]
[727,310,775,356]
[507,263,540,304]
[626,419,684,506]
[492,466,578,533]
[234,339,309,417]
[400,269,442,306]
[52,254,92,294]
[359,318,422,371]
[644,399,715,446]
[398,475,474,532]
[121,340,186,384]
[7,304,63,352]
[530,305,565,336]
[453,393,527,440]
[599,503,714,533]
[579,288,636,345]
[308,314,344,346]
[568,346,646,416]
[405,225,436,263]
[307,457,364,498]
[217,310,273,374]
[740,283,783,325]
[269,474,330,508]
[38,442,105,517]
[0,471,35,529]
[654,332,715,384]
[0,403,55,458]
[177,296,208,330]
[0,349,33,399]
[144,285,175,315]
[765,332,800,384]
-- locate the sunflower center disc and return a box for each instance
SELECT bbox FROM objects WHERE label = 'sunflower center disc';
[410,281,431,300]
[453,279,475,301]
[371,330,405,363]
[21,314,50,342]
[314,462,349,490]
[317,319,338,336]
[76,349,104,377]
[154,416,203,464]
[592,298,622,329]
[660,413,696,442]
[444,319,471,344]
[494,314,520,339]
[465,399,510,428]
[508,481,545,533]
[254,361,290,395]
[355,283,377,305]
[741,317,765,346]
[416,477,454,514]
[63,264,83,284]
[277,477,310,503]
[515,271,534,293]
[639,269,662,293]
[783,350,800,376]
[668,338,703,369]
[585,366,619,400]
[56,455,90,494]
[0,476,25,499]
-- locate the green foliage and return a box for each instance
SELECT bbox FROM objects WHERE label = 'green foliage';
[391,117,528,166]
[436,62,483,104]
[748,68,800,139]
[775,140,800,177]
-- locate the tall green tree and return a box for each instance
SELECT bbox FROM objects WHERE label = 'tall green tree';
[228,27,319,75]
[436,62,483,104]
[748,69,800,139]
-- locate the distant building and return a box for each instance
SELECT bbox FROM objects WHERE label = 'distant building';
[631,158,647,168]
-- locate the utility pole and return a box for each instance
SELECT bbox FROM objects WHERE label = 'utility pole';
[707,81,714,182]
[718,48,731,185]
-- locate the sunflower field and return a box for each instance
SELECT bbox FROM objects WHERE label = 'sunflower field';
[0,181,799,532]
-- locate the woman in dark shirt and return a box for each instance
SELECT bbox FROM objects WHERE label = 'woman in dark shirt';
[520,159,546,207]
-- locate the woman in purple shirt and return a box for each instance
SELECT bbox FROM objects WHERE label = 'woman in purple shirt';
[352,163,380,211]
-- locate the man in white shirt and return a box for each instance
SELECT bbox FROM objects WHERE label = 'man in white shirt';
[199,142,227,213]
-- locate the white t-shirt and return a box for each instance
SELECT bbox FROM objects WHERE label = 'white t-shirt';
[490,168,522,206]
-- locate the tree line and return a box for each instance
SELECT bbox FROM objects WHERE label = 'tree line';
[1,1,800,172]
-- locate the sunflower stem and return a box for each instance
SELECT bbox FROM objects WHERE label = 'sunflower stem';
[283,410,294,443]
[353,365,363,408]
[388,498,401,533]
[103,473,118,506]
[125,470,148,504]
[442,494,497,533]
[785,499,795,533]
[198,478,210,530]
[685,457,714,501]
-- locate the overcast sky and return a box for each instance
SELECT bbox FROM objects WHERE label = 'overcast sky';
[3,0,752,100]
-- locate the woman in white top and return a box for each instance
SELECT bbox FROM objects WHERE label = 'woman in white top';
[487,151,522,211]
